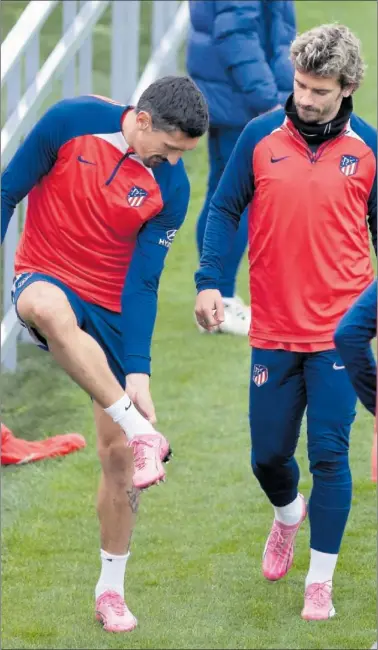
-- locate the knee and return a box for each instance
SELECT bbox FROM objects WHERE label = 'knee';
[27,301,60,336]
[309,445,350,479]
[98,438,133,487]
[18,287,74,340]
[251,447,290,473]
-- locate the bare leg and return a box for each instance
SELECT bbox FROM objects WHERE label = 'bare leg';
[95,402,140,554]
[17,281,124,407]
[94,403,141,629]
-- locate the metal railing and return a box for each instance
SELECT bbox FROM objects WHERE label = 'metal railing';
[1,0,189,371]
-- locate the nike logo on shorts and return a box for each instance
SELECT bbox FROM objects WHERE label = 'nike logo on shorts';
[333,363,345,370]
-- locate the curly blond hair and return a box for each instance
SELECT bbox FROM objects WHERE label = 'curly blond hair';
[290,23,366,89]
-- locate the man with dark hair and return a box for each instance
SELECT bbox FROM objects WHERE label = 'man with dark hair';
[1,75,208,632]
[136,75,209,140]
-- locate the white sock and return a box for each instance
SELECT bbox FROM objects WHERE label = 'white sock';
[104,394,155,440]
[274,494,303,526]
[305,549,338,587]
[95,549,130,600]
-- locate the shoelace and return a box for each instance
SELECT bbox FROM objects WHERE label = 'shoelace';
[306,582,332,608]
[102,592,126,616]
[131,439,153,470]
[267,525,293,557]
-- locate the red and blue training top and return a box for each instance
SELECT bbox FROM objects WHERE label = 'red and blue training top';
[196,108,377,352]
[1,96,190,374]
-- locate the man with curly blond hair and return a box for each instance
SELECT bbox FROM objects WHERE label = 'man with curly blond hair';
[195,24,377,619]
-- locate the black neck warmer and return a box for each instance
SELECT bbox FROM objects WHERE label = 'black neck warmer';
[285,93,353,145]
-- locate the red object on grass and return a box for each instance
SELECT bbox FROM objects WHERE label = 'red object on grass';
[1,423,86,465]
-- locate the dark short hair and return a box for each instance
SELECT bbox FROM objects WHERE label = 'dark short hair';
[135,76,209,138]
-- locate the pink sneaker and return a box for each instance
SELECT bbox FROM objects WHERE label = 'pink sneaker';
[136,432,172,463]
[95,590,137,632]
[301,581,336,620]
[130,433,167,490]
[262,494,307,581]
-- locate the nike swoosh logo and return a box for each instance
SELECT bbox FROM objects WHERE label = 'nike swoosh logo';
[271,156,290,163]
[333,363,345,370]
[77,155,96,165]
[125,400,132,411]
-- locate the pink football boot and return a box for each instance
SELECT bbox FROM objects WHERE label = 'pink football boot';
[262,493,307,581]
[95,590,137,632]
[301,581,336,620]
[129,432,171,490]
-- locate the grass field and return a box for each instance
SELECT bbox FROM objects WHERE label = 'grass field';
[1,2,377,649]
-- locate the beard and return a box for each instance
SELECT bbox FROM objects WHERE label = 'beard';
[294,90,343,125]
[297,110,322,124]
[295,103,323,124]
[142,155,168,168]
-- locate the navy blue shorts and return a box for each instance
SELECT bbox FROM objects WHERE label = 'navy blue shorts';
[12,272,126,388]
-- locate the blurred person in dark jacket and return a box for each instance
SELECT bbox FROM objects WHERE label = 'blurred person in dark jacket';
[187,0,296,335]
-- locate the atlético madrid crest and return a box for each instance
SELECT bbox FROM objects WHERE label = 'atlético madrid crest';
[127,186,148,207]
[340,154,359,177]
[253,364,269,387]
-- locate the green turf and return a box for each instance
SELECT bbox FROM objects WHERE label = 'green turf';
[1,1,377,649]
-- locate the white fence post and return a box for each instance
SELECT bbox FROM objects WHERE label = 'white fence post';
[19,33,42,345]
[22,33,40,224]
[3,62,22,371]
[21,32,40,226]
[111,0,140,104]
[62,1,77,97]
[165,0,179,76]
[152,0,179,77]
[79,0,93,94]
[152,1,166,52]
